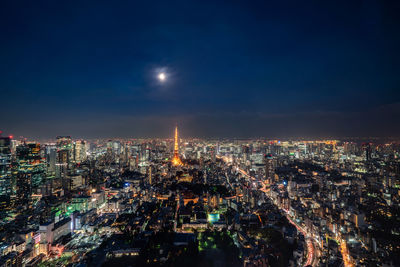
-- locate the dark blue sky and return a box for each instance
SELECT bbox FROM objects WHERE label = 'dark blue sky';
[1,0,400,139]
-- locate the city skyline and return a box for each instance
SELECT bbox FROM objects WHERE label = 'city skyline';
[1,2,400,266]
[1,127,399,266]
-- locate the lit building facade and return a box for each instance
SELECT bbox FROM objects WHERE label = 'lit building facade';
[15,143,46,204]
[0,137,12,196]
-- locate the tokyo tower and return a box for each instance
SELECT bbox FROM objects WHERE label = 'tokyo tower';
[172,125,183,166]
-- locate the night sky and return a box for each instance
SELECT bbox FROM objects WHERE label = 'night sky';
[1,1,400,139]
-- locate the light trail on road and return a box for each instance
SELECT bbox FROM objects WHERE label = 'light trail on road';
[285,214,314,266]
[235,164,316,267]
[339,238,354,267]
[217,155,317,266]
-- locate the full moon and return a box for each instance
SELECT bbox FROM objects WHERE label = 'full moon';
[158,72,166,82]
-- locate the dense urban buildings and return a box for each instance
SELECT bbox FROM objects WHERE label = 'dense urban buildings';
[0,127,399,266]
[1,1,400,267]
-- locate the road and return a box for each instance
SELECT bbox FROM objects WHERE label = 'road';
[233,163,317,267]
[339,237,354,267]
[236,161,357,267]
[285,213,315,266]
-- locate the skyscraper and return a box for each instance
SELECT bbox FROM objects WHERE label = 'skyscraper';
[15,143,45,205]
[362,143,372,161]
[45,144,57,174]
[264,154,275,184]
[74,140,86,163]
[0,137,12,197]
[56,136,72,193]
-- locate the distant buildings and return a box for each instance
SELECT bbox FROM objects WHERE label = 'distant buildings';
[0,132,399,266]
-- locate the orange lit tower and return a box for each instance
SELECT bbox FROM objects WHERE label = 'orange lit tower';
[172,125,183,166]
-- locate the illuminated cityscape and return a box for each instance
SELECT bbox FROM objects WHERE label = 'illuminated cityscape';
[1,1,400,267]
[0,131,400,266]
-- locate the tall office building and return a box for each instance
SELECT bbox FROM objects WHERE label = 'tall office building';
[362,143,372,161]
[112,141,122,155]
[45,144,57,174]
[56,136,72,177]
[15,143,45,205]
[264,154,276,184]
[74,140,86,163]
[56,136,73,193]
[0,137,12,197]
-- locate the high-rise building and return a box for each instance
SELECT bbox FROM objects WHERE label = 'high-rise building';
[264,154,275,184]
[112,141,121,155]
[56,136,72,181]
[74,140,86,163]
[362,143,372,161]
[45,144,57,174]
[55,136,73,195]
[0,137,12,196]
[15,143,45,204]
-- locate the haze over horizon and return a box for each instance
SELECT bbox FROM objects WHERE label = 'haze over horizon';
[1,1,400,139]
